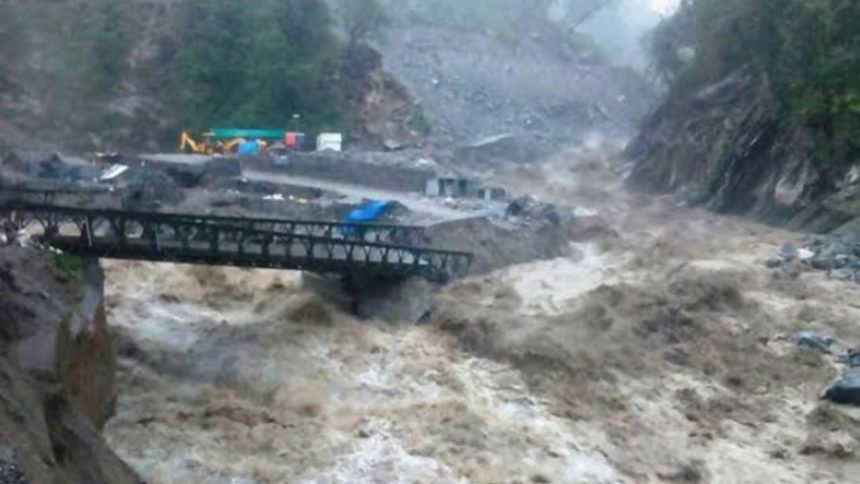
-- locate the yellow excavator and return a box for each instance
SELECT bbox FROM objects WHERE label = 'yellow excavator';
[179,131,241,155]
[180,131,212,154]
[180,129,282,155]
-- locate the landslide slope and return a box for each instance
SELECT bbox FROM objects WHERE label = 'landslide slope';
[376,0,655,156]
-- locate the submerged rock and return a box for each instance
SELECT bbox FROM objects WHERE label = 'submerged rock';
[768,235,860,285]
[765,243,814,269]
[828,269,855,282]
[779,243,799,261]
[765,257,783,269]
[506,196,561,225]
[837,349,860,368]
[794,331,835,354]
[811,255,837,271]
[824,370,860,406]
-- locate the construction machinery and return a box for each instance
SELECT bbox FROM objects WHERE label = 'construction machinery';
[179,131,218,155]
[180,129,287,155]
[180,128,340,154]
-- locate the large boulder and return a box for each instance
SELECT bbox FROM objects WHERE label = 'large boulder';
[824,370,860,406]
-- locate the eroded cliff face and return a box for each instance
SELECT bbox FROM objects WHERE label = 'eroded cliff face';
[0,246,139,483]
[341,45,427,150]
[626,66,860,233]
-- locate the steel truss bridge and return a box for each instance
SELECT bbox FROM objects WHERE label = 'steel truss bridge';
[0,202,473,282]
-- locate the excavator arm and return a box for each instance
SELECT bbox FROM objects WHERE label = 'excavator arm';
[179,131,216,154]
[220,138,244,154]
[179,131,200,153]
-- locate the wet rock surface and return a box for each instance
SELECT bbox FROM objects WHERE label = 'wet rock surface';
[1,247,116,427]
[0,246,140,483]
[793,331,835,354]
[838,349,860,368]
[505,195,562,224]
[0,460,27,484]
[783,329,860,407]
[767,235,860,284]
[825,370,860,406]
[0,356,141,484]
[627,63,860,232]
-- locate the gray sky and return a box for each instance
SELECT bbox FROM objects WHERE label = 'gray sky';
[644,0,680,14]
[579,0,679,70]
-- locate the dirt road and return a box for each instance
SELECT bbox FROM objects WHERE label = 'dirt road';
[244,170,496,222]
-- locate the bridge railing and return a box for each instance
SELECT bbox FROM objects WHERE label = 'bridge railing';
[1,202,473,281]
[1,200,425,243]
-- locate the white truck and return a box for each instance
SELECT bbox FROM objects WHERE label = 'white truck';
[316,133,343,152]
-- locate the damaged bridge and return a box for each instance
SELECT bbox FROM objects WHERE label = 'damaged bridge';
[0,202,473,282]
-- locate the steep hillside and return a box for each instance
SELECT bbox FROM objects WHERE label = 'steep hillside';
[0,0,423,152]
[375,0,655,155]
[628,0,860,232]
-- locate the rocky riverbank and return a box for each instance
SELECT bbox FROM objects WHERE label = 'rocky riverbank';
[0,245,140,483]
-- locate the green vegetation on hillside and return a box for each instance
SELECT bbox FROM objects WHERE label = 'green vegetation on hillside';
[1,0,628,149]
[650,0,860,167]
[336,0,391,47]
[52,252,83,280]
[173,0,343,131]
[1,0,396,146]
[44,0,137,122]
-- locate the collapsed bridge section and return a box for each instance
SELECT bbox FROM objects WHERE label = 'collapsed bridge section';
[0,202,473,282]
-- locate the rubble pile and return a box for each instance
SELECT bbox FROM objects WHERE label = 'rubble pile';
[766,236,860,283]
[505,195,562,226]
[379,26,654,151]
[768,239,860,406]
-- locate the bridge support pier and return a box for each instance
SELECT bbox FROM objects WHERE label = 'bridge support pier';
[342,274,435,324]
[300,272,435,324]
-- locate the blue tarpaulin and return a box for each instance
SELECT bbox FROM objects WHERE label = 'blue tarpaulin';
[238,141,259,156]
[341,200,389,237]
[347,200,389,223]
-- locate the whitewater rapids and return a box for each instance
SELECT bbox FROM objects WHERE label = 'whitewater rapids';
[102,263,621,483]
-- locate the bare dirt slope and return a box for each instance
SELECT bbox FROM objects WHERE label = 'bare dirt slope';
[379,26,653,154]
[102,141,860,483]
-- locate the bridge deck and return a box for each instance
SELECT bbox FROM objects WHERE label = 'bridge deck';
[1,202,473,282]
